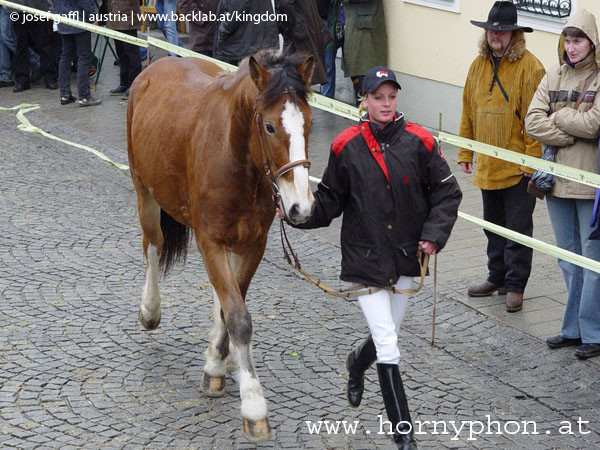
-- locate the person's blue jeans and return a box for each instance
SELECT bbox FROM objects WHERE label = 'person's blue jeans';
[321,19,336,98]
[154,0,184,56]
[0,7,40,81]
[0,6,16,81]
[546,195,600,343]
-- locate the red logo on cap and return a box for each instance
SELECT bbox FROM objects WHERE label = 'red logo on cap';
[376,70,389,78]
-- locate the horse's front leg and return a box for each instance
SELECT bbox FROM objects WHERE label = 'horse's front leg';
[200,240,270,442]
[201,286,230,397]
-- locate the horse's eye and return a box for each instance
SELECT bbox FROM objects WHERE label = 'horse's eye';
[265,123,275,135]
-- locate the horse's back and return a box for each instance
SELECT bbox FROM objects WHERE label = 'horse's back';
[132,56,221,94]
[127,57,224,223]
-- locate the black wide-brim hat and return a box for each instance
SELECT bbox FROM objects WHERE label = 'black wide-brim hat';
[470,1,533,33]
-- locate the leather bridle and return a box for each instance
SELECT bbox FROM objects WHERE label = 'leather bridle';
[254,88,311,209]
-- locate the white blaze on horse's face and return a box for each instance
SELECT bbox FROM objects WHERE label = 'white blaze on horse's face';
[279,100,314,224]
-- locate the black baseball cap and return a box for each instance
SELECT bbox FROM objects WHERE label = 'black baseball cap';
[361,66,401,95]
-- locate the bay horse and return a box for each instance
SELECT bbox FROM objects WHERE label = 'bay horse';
[126,51,315,442]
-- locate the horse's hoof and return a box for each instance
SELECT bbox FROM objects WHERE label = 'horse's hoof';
[201,372,226,397]
[139,308,161,330]
[243,418,271,443]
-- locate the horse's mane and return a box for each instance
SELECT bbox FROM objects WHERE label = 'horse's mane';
[213,49,312,107]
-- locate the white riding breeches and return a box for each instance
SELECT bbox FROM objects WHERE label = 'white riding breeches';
[357,276,413,365]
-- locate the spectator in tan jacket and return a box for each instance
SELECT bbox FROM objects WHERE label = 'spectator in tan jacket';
[458,1,545,313]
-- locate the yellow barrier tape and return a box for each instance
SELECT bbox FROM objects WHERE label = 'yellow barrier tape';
[459,211,600,273]
[146,36,237,71]
[308,94,359,121]
[1,104,129,170]
[0,0,147,46]
[439,132,600,189]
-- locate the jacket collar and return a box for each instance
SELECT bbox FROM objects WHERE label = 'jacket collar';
[360,112,404,140]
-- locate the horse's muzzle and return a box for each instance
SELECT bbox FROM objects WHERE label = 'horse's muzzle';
[286,201,314,225]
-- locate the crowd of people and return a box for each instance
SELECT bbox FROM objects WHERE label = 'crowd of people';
[0,0,386,105]
[2,0,600,448]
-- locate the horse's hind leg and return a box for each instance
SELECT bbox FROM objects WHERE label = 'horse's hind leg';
[133,178,163,330]
[200,241,270,442]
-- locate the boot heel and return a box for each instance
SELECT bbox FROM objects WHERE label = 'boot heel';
[498,287,507,295]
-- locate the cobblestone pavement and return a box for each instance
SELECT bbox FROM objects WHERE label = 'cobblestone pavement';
[1,47,600,449]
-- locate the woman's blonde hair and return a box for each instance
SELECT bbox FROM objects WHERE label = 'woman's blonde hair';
[358,94,368,117]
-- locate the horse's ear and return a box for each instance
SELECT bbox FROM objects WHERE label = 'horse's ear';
[298,55,315,87]
[249,56,271,91]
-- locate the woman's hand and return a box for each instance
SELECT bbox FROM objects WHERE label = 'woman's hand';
[418,240,437,255]
[275,207,285,220]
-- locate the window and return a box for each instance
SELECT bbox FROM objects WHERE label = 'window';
[510,0,576,34]
[403,0,460,14]
[512,0,571,19]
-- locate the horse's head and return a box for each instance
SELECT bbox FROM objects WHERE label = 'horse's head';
[248,51,315,225]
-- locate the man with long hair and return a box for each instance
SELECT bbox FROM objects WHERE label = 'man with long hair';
[458,1,545,313]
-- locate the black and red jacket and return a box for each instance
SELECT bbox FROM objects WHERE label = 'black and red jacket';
[296,113,462,288]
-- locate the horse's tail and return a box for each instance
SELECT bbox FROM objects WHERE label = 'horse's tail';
[159,209,191,276]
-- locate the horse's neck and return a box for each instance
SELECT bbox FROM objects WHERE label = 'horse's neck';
[220,79,265,181]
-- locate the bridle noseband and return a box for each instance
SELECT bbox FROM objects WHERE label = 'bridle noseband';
[254,87,311,208]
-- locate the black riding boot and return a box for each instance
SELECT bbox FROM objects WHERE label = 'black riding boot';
[346,335,377,407]
[377,363,418,450]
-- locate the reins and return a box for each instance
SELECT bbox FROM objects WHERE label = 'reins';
[278,220,429,298]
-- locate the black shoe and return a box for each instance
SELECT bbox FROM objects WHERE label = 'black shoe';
[120,88,130,100]
[78,96,102,107]
[575,343,600,360]
[45,79,58,90]
[60,95,76,105]
[546,335,582,349]
[377,364,418,450]
[346,335,377,408]
[13,82,31,92]
[0,79,14,88]
[110,85,127,95]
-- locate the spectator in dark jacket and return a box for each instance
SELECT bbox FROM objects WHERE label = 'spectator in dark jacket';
[213,0,278,66]
[278,67,462,449]
[178,0,218,57]
[343,0,387,105]
[276,0,331,85]
[10,0,58,92]
[53,0,101,106]
[315,0,337,97]
[105,0,141,99]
